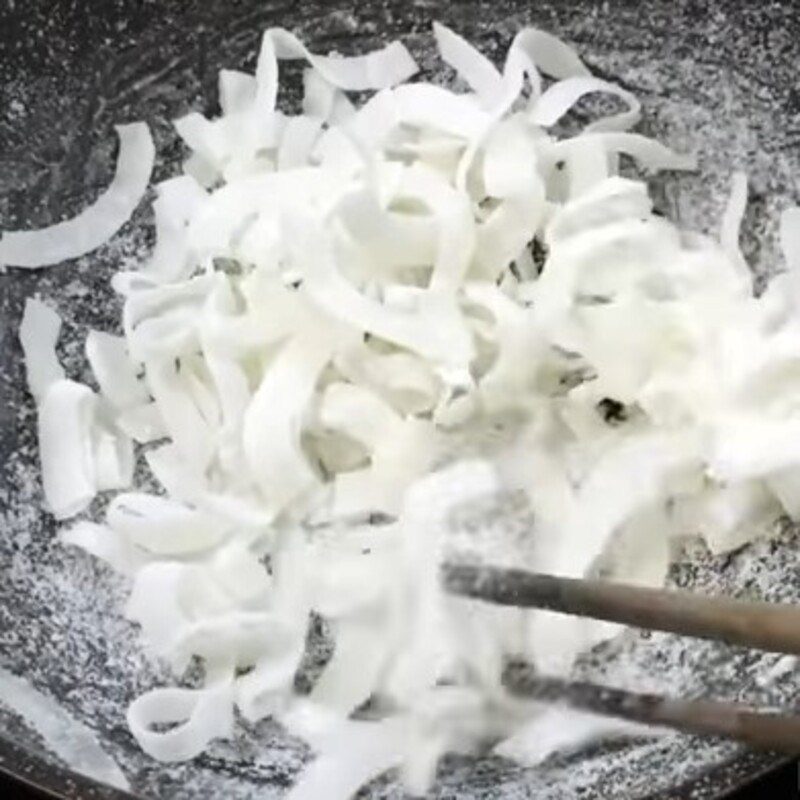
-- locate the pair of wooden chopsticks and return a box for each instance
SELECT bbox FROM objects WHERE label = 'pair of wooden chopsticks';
[442,563,800,751]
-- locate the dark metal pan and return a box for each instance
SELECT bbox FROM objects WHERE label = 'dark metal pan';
[1,1,799,797]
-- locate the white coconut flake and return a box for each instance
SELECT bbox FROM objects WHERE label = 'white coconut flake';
[432,22,503,105]
[509,27,591,81]
[61,521,148,576]
[302,68,337,120]
[0,123,154,268]
[106,493,230,555]
[38,380,98,519]
[278,115,324,170]
[116,401,166,443]
[285,212,473,370]
[720,170,750,277]
[547,131,697,172]
[145,358,215,474]
[530,76,641,132]
[394,83,491,139]
[19,297,65,402]
[92,426,134,492]
[85,330,148,409]
[126,680,235,762]
[0,668,129,790]
[219,69,258,115]
[268,29,418,91]
[143,175,208,282]
[243,332,335,515]
[284,715,404,800]
[780,207,800,273]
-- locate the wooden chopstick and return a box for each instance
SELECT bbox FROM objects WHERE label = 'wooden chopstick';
[503,665,800,752]
[442,563,800,656]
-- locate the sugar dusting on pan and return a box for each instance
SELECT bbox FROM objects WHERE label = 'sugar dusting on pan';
[1,0,800,798]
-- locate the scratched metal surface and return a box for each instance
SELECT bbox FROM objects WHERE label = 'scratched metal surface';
[1,1,800,798]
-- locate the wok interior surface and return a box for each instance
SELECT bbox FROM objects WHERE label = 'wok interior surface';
[1,1,800,797]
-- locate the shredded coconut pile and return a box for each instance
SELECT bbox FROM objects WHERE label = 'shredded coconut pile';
[4,21,800,799]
